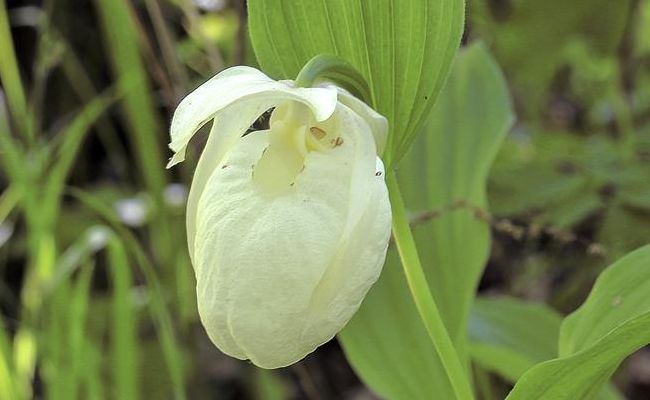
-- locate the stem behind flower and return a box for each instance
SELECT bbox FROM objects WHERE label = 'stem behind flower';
[386,172,475,400]
[295,54,373,108]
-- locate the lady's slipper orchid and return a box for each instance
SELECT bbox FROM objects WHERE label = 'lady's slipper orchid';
[168,66,391,369]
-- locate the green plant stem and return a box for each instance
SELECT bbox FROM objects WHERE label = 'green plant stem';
[294,54,373,107]
[386,173,474,400]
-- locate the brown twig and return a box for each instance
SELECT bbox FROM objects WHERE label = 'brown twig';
[409,199,608,258]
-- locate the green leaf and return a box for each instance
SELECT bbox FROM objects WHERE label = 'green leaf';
[468,297,623,400]
[248,0,465,166]
[400,43,514,352]
[560,245,650,356]
[507,244,650,399]
[469,297,561,382]
[339,43,513,399]
[341,250,455,399]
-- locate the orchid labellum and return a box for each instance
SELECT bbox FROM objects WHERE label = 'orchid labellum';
[168,65,391,369]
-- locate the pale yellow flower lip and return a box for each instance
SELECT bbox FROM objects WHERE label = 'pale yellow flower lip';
[168,66,391,369]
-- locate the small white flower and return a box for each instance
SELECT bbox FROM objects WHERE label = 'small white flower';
[168,66,391,369]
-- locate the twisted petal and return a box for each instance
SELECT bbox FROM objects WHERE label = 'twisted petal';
[168,66,338,168]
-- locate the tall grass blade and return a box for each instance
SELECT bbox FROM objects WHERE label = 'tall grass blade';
[94,0,172,262]
[107,239,139,400]
[70,188,187,400]
[0,0,29,138]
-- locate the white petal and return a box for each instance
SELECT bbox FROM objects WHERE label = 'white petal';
[334,86,388,155]
[167,66,338,167]
[184,101,270,265]
[193,102,391,368]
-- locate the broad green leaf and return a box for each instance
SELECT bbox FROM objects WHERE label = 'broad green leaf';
[400,43,514,353]
[248,0,465,166]
[507,244,650,399]
[341,250,455,399]
[339,44,513,399]
[560,244,650,356]
[469,297,561,382]
[468,297,623,400]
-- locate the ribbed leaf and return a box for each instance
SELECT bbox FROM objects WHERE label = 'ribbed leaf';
[248,0,465,166]
[339,44,513,399]
[400,43,514,353]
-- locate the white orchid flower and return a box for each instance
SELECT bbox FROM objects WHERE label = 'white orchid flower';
[168,66,391,369]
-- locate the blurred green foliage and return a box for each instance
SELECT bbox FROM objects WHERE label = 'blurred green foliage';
[473,0,650,317]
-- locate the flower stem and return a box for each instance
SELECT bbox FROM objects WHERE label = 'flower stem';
[294,54,372,106]
[386,172,474,400]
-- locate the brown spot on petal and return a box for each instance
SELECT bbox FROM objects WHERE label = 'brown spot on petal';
[310,126,326,140]
[331,137,344,147]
